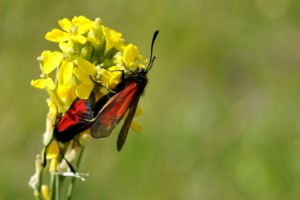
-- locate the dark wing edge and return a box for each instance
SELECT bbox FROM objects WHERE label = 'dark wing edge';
[117,95,140,151]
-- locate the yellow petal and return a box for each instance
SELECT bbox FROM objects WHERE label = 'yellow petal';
[31,78,55,90]
[123,44,138,67]
[58,61,74,85]
[58,18,72,33]
[100,67,122,88]
[108,65,124,71]
[71,34,87,44]
[46,143,60,159]
[59,41,73,52]
[49,158,58,172]
[56,83,77,108]
[45,29,70,42]
[72,16,94,35]
[75,57,96,75]
[42,51,63,74]
[45,78,56,90]
[75,83,94,99]
[102,26,125,52]
[31,79,44,89]
[73,67,94,85]
[41,185,50,200]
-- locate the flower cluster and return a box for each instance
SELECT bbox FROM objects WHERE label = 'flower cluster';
[29,16,146,199]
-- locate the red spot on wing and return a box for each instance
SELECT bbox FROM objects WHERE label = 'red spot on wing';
[102,84,137,124]
[56,99,90,132]
[54,94,95,142]
[90,82,139,138]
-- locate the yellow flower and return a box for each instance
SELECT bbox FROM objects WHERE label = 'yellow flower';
[40,51,63,74]
[41,185,50,200]
[99,67,122,90]
[74,77,94,99]
[73,57,97,99]
[123,44,138,67]
[31,78,56,90]
[55,83,77,112]
[102,26,126,52]
[45,16,94,45]
[118,44,146,70]
[58,61,74,85]
[46,143,60,172]
[31,50,64,90]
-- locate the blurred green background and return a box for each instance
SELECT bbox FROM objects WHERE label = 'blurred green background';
[1,0,300,199]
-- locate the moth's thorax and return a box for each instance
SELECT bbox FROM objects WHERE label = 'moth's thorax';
[117,69,148,94]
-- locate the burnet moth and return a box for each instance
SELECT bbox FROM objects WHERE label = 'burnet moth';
[90,30,159,151]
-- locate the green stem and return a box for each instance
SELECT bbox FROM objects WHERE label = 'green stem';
[55,175,60,200]
[50,174,57,200]
[67,176,75,200]
[67,146,85,200]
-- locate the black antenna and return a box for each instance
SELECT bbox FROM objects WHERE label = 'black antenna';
[43,139,77,174]
[147,30,159,71]
[56,142,77,174]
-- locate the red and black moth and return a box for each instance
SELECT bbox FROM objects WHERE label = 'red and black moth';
[43,30,158,173]
[90,30,159,151]
[49,30,158,149]
[53,93,95,142]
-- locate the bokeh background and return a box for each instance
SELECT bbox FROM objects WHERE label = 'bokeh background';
[1,0,300,199]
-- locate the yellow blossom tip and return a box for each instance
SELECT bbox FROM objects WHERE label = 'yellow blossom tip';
[41,185,50,200]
